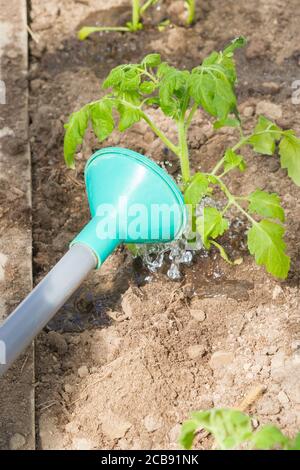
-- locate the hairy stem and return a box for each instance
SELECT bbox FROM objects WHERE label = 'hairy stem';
[141,112,180,157]
[132,0,141,30]
[178,120,191,183]
[186,0,196,25]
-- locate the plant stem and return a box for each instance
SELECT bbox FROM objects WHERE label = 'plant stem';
[132,0,141,30]
[186,0,196,25]
[178,120,191,183]
[140,0,157,16]
[232,199,258,226]
[185,102,198,130]
[141,112,180,157]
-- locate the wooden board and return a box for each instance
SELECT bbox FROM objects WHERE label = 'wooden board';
[0,0,35,450]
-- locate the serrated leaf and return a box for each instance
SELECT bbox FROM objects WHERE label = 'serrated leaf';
[141,53,161,68]
[184,173,209,205]
[180,409,252,450]
[190,71,236,120]
[279,131,300,186]
[89,99,114,142]
[117,103,141,131]
[189,73,216,116]
[213,78,237,120]
[64,106,89,168]
[248,189,284,222]
[249,115,281,155]
[197,207,229,249]
[159,69,190,118]
[119,67,141,92]
[251,425,291,450]
[247,220,290,279]
[140,81,156,94]
[223,149,246,172]
[102,65,125,89]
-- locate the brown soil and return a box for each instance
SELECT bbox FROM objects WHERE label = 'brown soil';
[28,0,300,449]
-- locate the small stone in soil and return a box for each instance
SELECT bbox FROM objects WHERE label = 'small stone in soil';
[256,101,282,120]
[189,309,206,322]
[78,365,89,378]
[277,390,289,405]
[100,413,132,440]
[209,351,235,369]
[64,383,74,394]
[243,106,254,117]
[187,344,206,359]
[143,414,163,433]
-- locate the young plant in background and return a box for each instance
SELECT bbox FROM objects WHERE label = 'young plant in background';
[78,0,196,39]
[179,408,300,450]
[64,37,300,280]
[79,0,158,39]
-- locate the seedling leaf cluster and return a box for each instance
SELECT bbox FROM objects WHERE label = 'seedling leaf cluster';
[179,408,300,450]
[64,37,300,279]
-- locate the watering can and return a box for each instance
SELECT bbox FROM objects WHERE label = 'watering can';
[0,147,186,376]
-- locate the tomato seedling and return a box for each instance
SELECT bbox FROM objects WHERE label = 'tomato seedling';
[78,0,195,39]
[64,37,300,279]
[179,408,300,450]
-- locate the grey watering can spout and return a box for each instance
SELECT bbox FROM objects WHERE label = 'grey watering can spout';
[0,148,186,376]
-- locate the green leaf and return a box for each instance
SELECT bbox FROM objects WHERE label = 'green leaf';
[213,78,237,120]
[189,72,237,120]
[64,106,89,168]
[102,65,125,89]
[159,69,190,118]
[247,220,290,279]
[214,117,240,129]
[248,189,284,222]
[251,425,291,450]
[180,409,253,450]
[141,53,161,68]
[189,73,217,116]
[139,81,156,94]
[279,131,300,186]
[179,419,199,450]
[290,432,300,450]
[184,173,209,205]
[223,36,247,56]
[197,207,229,249]
[119,67,141,92]
[249,116,281,155]
[77,26,104,41]
[211,240,243,265]
[117,103,141,131]
[223,149,246,173]
[89,99,114,141]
